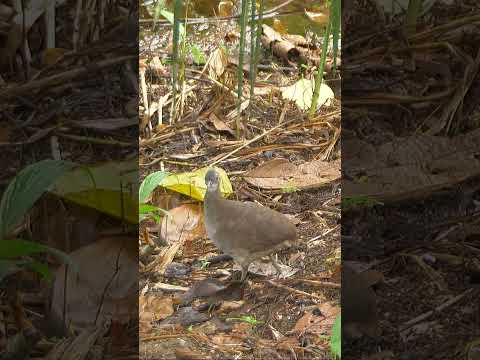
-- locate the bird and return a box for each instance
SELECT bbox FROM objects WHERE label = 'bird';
[203,168,297,282]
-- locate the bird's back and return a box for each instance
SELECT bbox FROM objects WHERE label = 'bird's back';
[204,196,296,259]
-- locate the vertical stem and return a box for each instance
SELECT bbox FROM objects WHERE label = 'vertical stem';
[236,0,249,138]
[248,0,257,115]
[309,17,332,119]
[405,0,421,36]
[171,0,182,124]
[253,0,264,83]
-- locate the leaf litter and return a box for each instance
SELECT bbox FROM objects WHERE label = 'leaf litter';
[139,2,341,359]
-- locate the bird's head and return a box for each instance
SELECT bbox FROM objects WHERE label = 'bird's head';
[205,168,220,192]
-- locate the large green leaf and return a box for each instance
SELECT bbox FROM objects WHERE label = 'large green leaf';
[0,239,73,266]
[51,159,138,224]
[0,259,53,283]
[0,239,73,281]
[139,203,169,223]
[0,160,74,239]
[139,171,170,203]
[26,261,53,281]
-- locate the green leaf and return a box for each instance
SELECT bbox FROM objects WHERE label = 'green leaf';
[161,9,186,42]
[0,239,46,258]
[139,204,169,216]
[190,45,207,65]
[139,171,170,203]
[154,0,167,23]
[0,259,53,282]
[330,314,341,359]
[26,261,53,281]
[0,160,74,239]
[0,239,76,274]
[51,159,138,224]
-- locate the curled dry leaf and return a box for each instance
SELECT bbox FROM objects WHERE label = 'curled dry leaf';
[209,113,235,136]
[305,10,329,24]
[281,78,334,111]
[218,1,234,16]
[291,302,340,335]
[159,204,206,244]
[41,48,69,66]
[50,237,137,333]
[139,294,174,326]
[208,47,228,80]
[244,158,340,190]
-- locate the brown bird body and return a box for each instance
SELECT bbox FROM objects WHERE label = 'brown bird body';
[204,169,297,281]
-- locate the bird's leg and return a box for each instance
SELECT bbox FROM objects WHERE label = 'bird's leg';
[240,264,249,282]
[269,254,283,278]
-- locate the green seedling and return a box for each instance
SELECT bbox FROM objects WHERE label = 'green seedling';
[200,260,210,270]
[342,196,383,211]
[281,184,299,193]
[227,315,263,326]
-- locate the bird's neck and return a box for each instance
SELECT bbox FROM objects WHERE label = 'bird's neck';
[204,187,222,208]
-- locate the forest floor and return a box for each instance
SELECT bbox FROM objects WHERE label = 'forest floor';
[138,4,341,360]
[343,1,480,359]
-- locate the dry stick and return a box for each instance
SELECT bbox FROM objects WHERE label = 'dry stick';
[57,133,136,147]
[0,55,136,98]
[139,67,150,130]
[209,117,298,166]
[266,280,325,301]
[141,334,196,342]
[294,279,340,288]
[400,288,475,331]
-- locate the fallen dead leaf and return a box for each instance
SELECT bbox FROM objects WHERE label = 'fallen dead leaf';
[291,302,340,336]
[140,294,174,325]
[159,204,205,244]
[50,237,137,333]
[244,158,340,190]
[208,47,228,79]
[209,113,235,136]
[218,1,234,16]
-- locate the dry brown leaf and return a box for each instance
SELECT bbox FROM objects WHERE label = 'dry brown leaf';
[343,129,480,201]
[208,48,228,79]
[175,348,211,360]
[291,302,339,336]
[209,113,235,136]
[218,1,234,16]
[159,204,205,244]
[245,158,297,178]
[305,10,329,24]
[42,48,68,66]
[244,158,340,190]
[139,295,174,324]
[50,237,137,333]
[272,19,288,34]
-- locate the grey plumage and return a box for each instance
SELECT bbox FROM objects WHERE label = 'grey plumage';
[203,169,297,281]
